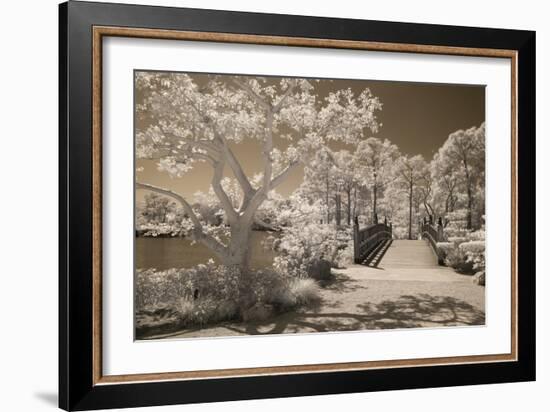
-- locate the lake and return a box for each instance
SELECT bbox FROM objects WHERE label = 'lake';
[136,231,277,270]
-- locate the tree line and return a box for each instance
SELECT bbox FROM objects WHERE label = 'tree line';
[297,122,485,239]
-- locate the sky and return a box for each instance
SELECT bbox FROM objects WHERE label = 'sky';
[135,72,485,202]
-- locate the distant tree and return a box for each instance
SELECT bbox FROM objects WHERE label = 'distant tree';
[392,155,428,239]
[301,148,338,224]
[435,123,485,229]
[138,192,178,224]
[381,183,407,239]
[355,137,400,223]
[417,164,435,222]
[333,150,360,225]
[430,151,461,218]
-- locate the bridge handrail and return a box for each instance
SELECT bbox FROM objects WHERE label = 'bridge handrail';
[353,220,392,263]
[420,219,447,265]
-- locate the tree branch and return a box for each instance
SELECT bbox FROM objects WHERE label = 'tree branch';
[178,90,256,204]
[271,161,301,189]
[210,160,239,223]
[231,78,270,110]
[136,182,230,261]
[273,80,297,113]
[254,218,281,232]
[216,136,255,206]
[136,182,201,228]
[242,110,275,220]
[262,111,274,189]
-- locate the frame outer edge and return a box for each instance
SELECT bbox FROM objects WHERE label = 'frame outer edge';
[59,2,69,410]
[62,1,535,409]
[517,31,536,380]
[67,1,97,409]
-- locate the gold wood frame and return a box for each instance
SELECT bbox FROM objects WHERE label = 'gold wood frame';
[92,26,518,386]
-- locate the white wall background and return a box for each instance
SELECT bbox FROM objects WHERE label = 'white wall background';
[0,1,546,411]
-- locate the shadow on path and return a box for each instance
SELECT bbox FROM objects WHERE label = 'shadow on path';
[225,293,485,335]
[322,272,369,293]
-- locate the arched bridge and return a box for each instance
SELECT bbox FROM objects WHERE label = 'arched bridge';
[353,217,447,268]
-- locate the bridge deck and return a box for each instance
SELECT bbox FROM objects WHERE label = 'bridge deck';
[347,239,468,282]
[381,239,438,268]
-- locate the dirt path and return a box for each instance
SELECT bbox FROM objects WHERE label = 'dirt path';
[147,240,485,340]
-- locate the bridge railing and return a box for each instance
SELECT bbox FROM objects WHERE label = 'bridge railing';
[353,218,392,264]
[420,217,447,265]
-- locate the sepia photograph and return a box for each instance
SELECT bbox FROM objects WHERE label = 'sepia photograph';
[134,71,486,340]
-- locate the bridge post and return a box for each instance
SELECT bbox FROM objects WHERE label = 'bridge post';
[437,217,444,242]
[353,216,360,263]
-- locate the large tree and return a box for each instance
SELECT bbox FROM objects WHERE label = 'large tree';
[135,73,381,278]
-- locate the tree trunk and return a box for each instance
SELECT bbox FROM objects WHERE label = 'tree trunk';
[372,183,378,223]
[224,220,255,309]
[424,201,434,221]
[352,186,357,222]
[226,223,252,270]
[466,182,473,229]
[408,181,413,240]
[462,157,473,229]
[335,194,342,226]
[346,188,352,226]
[325,174,330,224]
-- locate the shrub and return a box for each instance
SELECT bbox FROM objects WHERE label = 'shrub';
[333,237,354,268]
[136,262,322,333]
[437,238,485,274]
[443,246,472,273]
[436,242,455,257]
[136,262,243,330]
[466,229,485,241]
[245,268,288,307]
[136,268,189,311]
[135,260,241,313]
[436,242,454,263]
[460,241,486,271]
[459,240,485,254]
[447,236,468,244]
[307,259,332,281]
[272,223,351,278]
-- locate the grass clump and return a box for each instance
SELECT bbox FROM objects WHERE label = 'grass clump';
[288,278,322,306]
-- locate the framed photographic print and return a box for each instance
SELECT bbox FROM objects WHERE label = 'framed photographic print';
[59,1,536,410]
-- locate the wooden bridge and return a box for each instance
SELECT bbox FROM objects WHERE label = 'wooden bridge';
[353,217,447,268]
